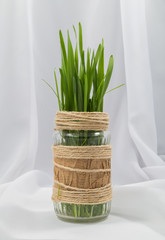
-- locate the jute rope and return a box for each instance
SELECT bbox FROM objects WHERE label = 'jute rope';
[55,111,109,130]
[52,182,112,205]
[52,145,112,159]
[52,111,112,205]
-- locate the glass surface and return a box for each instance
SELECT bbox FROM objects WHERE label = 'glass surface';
[53,201,111,222]
[53,130,111,222]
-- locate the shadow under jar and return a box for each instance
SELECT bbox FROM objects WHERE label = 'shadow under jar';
[52,130,112,222]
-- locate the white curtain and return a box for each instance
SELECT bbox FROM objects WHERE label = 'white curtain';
[0,0,165,239]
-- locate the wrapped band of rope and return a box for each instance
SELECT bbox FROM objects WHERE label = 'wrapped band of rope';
[52,144,112,204]
[52,145,112,159]
[53,180,111,191]
[53,161,111,173]
[55,111,109,130]
[52,183,112,205]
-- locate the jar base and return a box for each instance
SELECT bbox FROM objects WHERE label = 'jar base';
[57,214,109,223]
[53,201,111,223]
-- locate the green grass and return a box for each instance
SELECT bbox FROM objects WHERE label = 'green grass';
[42,22,124,112]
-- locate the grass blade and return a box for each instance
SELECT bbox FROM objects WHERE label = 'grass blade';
[79,22,84,67]
[67,30,75,106]
[95,44,102,65]
[97,55,113,110]
[92,61,97,95]
[59,68,69,110]
[97,39,104,87]
[77,78,83,111]
[87,48,90,80]
[54,69,61,110]
[73,25,77,38]
[95,77,104,100]
[60,76,64,110]
[73,26,79,76]
[73,76,78,111]
[42,79,58,97]
[75,42,78,75]
[87,48,92,100]
[103,55,113,95]
[106,83,125,93]
[59,30,67,69]
[84,74,88,111]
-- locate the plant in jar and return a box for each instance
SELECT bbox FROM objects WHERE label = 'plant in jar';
[43,22,124,220]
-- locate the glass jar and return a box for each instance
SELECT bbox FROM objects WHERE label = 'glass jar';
[52,130,111,222]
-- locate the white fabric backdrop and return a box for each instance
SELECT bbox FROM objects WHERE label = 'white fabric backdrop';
[0,0,165,239]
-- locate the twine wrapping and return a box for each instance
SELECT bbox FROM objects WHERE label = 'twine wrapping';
[52,111,112,205]
[55,111,109,130]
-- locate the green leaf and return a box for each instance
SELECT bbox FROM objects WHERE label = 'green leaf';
[75,43,78,76]
[88,98,92,112]
[67,30,74,77]
[79,23,83,56]
[54,69,61,110]
[95,77,105,100]
[91,50,95,66]
[60,76,64,110]
[59,68,69,110]
[41,79,58,97]
[87,48,92,99]
[59,68,67,94]
[77,78,83,111]
[79,22,85,67]
[73,76,78,111]
[103,55,113,95]
[92,61,97,95]
[97,55,114,109]
[106,83,125,93]
[59,30,67,69]
[84,74,88,111]
[87,48,90,80]
[97,40,104,87]
[73,26,78,76]
[79,59,85,86]
[67,30,75,105]
[94,44,102,65]
[73,25,77,39]
[92,94,97,111]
